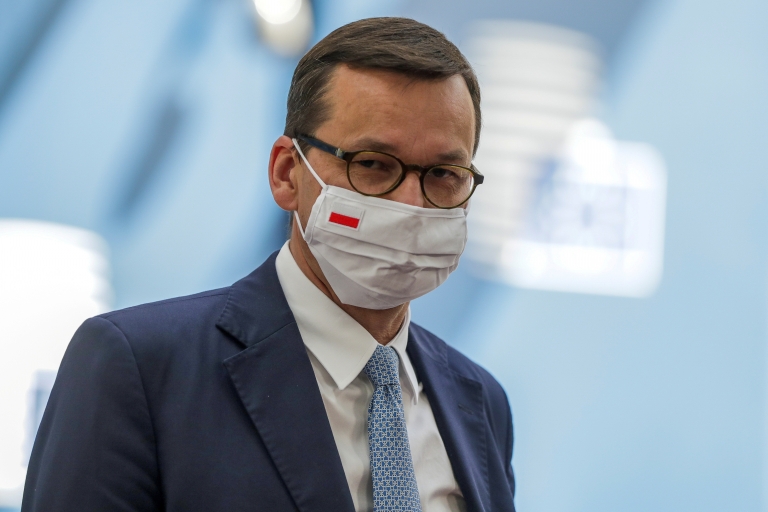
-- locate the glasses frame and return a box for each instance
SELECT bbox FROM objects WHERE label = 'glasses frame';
[296,134,484,209]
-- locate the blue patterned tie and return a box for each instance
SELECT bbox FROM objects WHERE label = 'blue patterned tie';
[363,345,422,511]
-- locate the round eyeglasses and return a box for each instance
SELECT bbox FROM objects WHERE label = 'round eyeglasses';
[296,134,484,209]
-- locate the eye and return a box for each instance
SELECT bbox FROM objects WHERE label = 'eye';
[429,166,460,179]
[357,159,388,171]
[350,152,400,174]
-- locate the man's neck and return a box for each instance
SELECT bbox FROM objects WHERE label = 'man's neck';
[288,233,408,345]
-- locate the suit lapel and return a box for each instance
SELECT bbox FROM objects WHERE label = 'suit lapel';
[217,253,355,512]
[407,325,491,512]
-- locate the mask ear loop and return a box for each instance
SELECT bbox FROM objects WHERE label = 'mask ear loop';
[292,138,327,188]
[291,138,327,238]
[293,211,307,239]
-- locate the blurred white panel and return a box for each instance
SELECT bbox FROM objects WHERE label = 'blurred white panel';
[501,119,667,297]
[482,85,596,113]
[477,65,598,91]
[0,220,111,507]
[252,0,313,56]
[466,21,666,297]
[483,110,578,137]
[467,21,601,267]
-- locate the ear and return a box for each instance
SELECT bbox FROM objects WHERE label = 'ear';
[269,135,300,211]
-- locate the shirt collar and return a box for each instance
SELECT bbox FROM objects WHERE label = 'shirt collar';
[275,242,419,400]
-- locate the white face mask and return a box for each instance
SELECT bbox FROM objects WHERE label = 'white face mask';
[291,138,469,310]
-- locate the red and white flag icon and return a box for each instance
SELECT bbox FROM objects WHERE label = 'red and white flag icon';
[328,211,361,229]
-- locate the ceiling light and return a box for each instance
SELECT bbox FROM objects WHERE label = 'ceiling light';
[253,0,302,25]
[252,0,313,56]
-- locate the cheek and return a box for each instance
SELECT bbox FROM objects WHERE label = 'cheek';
[323,165,351,189]
[298,171,322,213]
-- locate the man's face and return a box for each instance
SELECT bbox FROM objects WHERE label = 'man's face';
[295,64,476,222]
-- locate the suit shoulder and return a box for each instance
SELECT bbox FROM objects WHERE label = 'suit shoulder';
[101,287,229,325]
[92,287,231,353]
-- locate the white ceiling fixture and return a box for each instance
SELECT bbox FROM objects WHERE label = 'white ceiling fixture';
[466,21,667,297]
[0,220,112,508]
[252,0,314,57]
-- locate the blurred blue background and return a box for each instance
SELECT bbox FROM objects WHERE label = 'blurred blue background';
[1,0,767,510]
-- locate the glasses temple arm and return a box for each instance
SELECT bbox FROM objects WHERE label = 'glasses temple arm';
[297,134,347,159]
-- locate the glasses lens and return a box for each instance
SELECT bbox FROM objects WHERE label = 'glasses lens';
[347,151,402,195]
[423,165,475,207]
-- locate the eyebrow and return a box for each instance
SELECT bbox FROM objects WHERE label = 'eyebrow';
[348,136,470,165]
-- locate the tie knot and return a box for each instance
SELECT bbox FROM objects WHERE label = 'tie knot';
[363,345,400,387]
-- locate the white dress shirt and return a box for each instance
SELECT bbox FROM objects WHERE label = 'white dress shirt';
[275,242,465,512]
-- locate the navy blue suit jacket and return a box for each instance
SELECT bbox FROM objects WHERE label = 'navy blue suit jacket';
[22,253,516,511]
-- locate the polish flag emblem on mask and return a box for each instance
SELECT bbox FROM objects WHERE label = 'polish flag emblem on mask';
[327,206,364,230]
[329,212,360,229]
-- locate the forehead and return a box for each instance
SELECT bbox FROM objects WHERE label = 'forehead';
[317,65,475,162]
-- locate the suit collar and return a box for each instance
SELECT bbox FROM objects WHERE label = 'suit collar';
[217,253,355,512]
[216,251,295,348]
[407,324,491,512]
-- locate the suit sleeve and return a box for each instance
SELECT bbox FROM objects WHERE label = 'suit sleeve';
[21,316,162,512]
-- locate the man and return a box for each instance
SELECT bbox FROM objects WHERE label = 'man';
[22,17,515,512]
